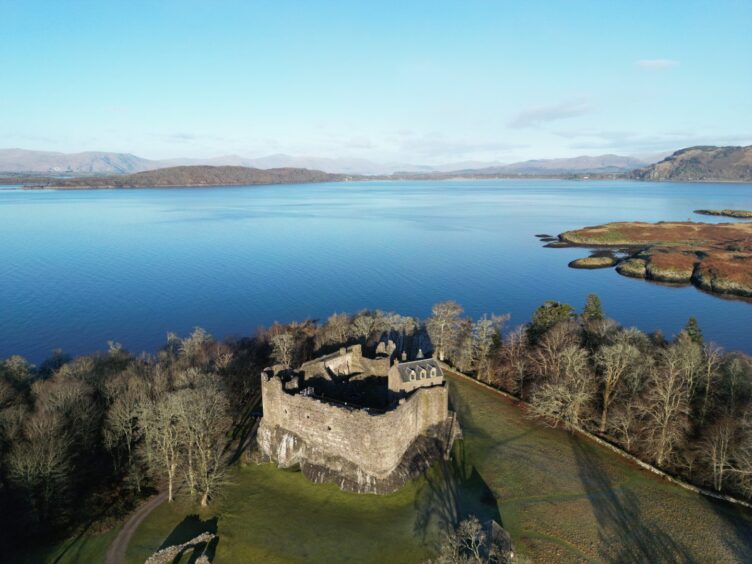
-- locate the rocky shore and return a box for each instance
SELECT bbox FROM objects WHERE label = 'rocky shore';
[694,209,752,219]
[548,221,752,298]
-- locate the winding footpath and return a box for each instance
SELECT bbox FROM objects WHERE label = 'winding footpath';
[105,492,168,564]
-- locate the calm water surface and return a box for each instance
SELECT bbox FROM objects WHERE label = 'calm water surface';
[1,179,751,361]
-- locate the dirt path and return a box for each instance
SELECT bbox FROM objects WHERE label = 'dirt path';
[105,492,168,564]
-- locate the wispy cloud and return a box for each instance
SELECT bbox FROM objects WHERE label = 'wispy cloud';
[636,59,679,70]
[508,100,592,129]
[555,129,751,153]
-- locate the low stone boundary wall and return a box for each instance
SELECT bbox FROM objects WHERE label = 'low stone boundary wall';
[440,362,752,511]
[144,532,216,564]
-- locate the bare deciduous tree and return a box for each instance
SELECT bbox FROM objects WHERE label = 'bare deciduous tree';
[6,410,72,524]
[322,313,351,345]
[673,332,704,399]
[142,395,182,502]
[271,333,295,368]
[698,416,737,491]
[640,349,692,467]
[427,301,464,362]
[607,400,641,451]
[699,343,723,424]
[531,321,580,383]
[436,515,509,563]
[594,341,642,433]
[176,382,232,506]
[103,371,148,469]
[496,326,529,398]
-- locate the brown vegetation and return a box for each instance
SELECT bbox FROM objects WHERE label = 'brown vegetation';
[632,145,752,182]
[695,209,752,219]
[33,165,346,189]
[569,256,617,269]
[556,221,752,297]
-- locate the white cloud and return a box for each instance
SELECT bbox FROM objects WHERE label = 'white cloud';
[636,59,679,70]
[508,100,592,129]
[554,129,751,153]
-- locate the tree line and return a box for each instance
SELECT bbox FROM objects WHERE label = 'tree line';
[231,302,752,502]
[424,295,752,502]
[0,330,265,549]
[2,299,751,553]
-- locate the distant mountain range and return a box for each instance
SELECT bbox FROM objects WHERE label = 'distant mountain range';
[11,146,752,190]
[0,148,657,176]
[631,145,752,182]
[438,154,652,176]
[9,146,751,182]
[0,149,154,174]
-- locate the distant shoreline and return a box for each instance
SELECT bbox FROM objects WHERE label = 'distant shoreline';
[15,176,752,190]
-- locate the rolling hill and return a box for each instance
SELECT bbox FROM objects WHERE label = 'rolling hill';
[631,145,752,182]
[42,166,346,188]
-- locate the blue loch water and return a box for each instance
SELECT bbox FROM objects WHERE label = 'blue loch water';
[1,179,751,362]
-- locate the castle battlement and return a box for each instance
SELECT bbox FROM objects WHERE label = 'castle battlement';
[256,347,456,494]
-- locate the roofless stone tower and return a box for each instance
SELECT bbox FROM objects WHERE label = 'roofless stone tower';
[256,344,459,494]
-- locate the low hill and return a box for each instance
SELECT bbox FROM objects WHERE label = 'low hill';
[41,165,346,189]
[631,145,752,182]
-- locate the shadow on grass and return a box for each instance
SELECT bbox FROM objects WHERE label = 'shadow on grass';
[705,497,752,560]
[414,439,502,550]
[158,514,219,563]
[227,388,262,465]
[51,515,104,564]
[569,436,694,563]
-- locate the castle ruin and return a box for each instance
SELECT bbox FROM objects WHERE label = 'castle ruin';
[257,343,459,494]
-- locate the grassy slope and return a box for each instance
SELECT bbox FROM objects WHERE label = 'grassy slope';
[26,373,752,562]
[125,463,440,563]
[448,374,752,562]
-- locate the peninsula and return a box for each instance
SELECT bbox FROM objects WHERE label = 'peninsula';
[551,221,752,298]
[25,165,348,189]
[695,209,752,219]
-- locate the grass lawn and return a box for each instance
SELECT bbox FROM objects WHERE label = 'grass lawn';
[125,462,444,563]
[26,372,752,562]
[448,373,752,562]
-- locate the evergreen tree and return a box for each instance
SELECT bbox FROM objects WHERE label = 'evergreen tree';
[529,301,575,343]
[582,293,604,321]
[683,316,704,345]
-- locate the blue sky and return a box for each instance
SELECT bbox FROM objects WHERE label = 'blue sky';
[2,0,751,163]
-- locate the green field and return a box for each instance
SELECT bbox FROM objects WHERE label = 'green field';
[24,373,752,562]
[448,374,752,561]
[124,462,443,563]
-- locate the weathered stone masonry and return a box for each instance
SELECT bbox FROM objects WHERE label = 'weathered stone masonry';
[257,347,457,494]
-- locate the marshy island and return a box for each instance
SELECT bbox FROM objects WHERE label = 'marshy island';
[544,220,752,298]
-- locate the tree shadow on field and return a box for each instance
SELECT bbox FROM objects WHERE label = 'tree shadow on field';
[228,408,260,465]
[158,514,219,563]
[704,496,752,560]
[570,436,694,563]
[414,439,502,549]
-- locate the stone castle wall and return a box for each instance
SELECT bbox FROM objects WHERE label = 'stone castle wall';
[258,374,448,479]
[298,344,390,381]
